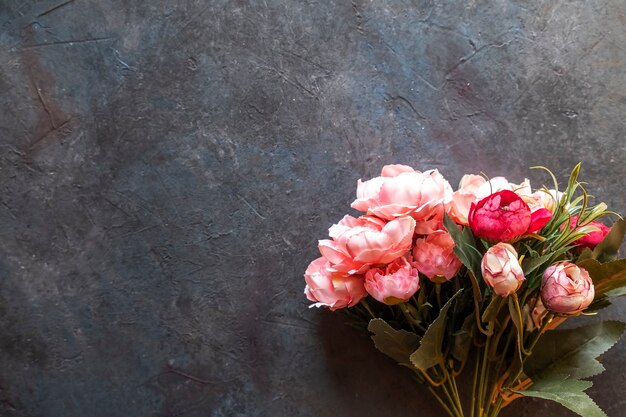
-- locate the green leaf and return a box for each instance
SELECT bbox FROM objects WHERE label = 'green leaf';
[525,321,626,380]
[605,287,626,298]
[577,258,626,295]
[368,318,420,368]
[518,377,607,417]
[577,248,594,262]
[519,320,624,416]
[443,214,482,278]
[589,287,626,311]
[522,253,554,276]
[409,290,462,371]
[451,313,474,363]
[593,219,626,262]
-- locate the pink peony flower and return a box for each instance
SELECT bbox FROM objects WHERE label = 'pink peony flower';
[448,175,487,225]
[412,230,462,282]
[541,262,594,314]
[481,243,525,297]
[364,257,420,305]
[523,189,563,213]
[569,217,610,249]
[469,190,531,241]
[380,164,416,177]
[474,176,511,200]
[509,178,533,198]
[318,215,415,275]
[351,165,453,234]
[304,257,367,310]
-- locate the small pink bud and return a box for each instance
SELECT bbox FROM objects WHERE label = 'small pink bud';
[541,262,594,314]
[481,243,525,297]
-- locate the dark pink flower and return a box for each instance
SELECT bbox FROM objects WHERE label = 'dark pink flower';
[468,190,531,241]
[570,217,610,249]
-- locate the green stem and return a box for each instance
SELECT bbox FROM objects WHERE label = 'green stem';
[429,387,457,417]
[511,294,531,356]
[436,283,443,310]
[441,366,464,417]
[360,299,376,319]
[488,397,504,417]
[477,321,494,417]
[470,349,480,417]
[449,371,464,417]
[440,378,462,417]
[525,312,555,353]
[399,303,427,332]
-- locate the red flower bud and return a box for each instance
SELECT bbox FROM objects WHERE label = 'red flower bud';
[570,217,610,249]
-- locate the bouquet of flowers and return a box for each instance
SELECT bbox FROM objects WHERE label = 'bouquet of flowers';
[304,163,626,417]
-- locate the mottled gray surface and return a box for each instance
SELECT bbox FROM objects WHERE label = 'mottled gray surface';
[0,1,625,416]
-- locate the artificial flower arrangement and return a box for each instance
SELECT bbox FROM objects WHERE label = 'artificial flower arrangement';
[304,163,626,417]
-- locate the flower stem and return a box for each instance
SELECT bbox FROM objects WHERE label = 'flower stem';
[428,387,458,417]
[360,299,376,319]
[436,284,443,310]
[477,321,494,417]
[470,349,480,417]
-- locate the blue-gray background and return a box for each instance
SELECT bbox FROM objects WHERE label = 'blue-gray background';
[0,1,625,416]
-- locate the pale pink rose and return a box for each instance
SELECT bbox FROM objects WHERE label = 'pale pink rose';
[511,178,532,197]
[380,164,416,177]
[447,175,487,225]
[318,215,416,275]
[541,262,594,314]
[412,230,462,282]
[351,166,453,234]
[475,176,512,200]
[481,243,525,297]
[304,257,367,310]
[475,177,532,201]
[523,189,563,213]
[364,257,420,305]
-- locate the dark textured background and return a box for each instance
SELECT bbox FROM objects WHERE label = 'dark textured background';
[1,1,625,416]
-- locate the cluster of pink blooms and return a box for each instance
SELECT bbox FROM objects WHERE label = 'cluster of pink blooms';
[305,165,608,314]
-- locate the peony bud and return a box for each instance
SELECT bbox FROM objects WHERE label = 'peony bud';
[364,257,420,305]
[304,257,367,310]
[541,262,594,314]
[481,243,525,297]
[569,217,610,249]
[469,190,531,241]
[412,230,462,282]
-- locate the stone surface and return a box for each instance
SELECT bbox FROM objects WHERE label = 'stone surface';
[1,1,625,416]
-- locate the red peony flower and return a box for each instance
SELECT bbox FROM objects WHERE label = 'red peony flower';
[468,190,531,241]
